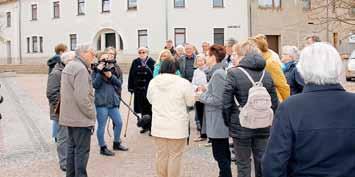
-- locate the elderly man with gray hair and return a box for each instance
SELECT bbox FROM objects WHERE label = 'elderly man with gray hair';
[263,43,355,177]
[281,45,304,95]
[46,51,75,172]
[59,44,96,177]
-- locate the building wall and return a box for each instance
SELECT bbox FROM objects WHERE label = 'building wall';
[251,0,317,52]
[0,1,19,64]
[0,0,249,64]
[251,0,354,54]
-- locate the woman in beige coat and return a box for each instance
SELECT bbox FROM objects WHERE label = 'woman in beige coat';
[147,59,195,177]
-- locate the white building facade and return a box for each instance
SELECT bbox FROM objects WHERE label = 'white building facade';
[0,0,249,64]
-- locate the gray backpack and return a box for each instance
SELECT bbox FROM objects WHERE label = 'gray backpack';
[235,67,273,129]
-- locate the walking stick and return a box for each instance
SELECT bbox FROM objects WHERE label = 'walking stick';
[123,93,133,137]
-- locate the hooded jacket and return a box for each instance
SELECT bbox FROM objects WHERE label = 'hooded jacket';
[46,62,65,121]
[147,74,195,139]
[223,53,279,138]
[47,54,61,74]
[262,51,290,102]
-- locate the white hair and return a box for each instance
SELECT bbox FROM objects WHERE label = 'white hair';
[282,46,300,60]
[138,47,149,53]
[61,51,76,64]
[175,45,185,52]
[297,42,344,85]
[75,43,94,56]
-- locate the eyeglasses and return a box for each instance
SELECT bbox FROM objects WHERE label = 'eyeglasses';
[139,52,146,54]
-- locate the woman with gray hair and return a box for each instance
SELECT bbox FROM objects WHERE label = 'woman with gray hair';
[281,45,304,95]
[46,51,75,171]
[262,43,355,177]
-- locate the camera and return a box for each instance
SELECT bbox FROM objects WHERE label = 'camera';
[91,59,116,72]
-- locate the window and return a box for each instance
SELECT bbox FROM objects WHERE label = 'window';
[351,6,355,15]
[6,12,11,27]
[32,36,38,53]
[31,4,38,20]
[213,28,224,45]
[302,0,311,10]
[174,28,186,46]
[27,37,30,53]
[128,0,137,10]
[78,0,85,15]
[39,37,43,53]
[53,1,60,18]
[138,30,148,48]
[174,0,185,8]
[102,0,111,12]
[213,0,224,8]
[258,0,281,9]
[70,34,77,51]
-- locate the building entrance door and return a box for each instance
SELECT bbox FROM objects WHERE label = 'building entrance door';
[266,35,280,54]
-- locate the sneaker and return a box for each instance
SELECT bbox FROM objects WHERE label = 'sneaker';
[113,142,129,151]
[100,146,115,156]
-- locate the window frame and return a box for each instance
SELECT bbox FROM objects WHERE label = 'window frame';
[174,0,185,8]
[6,12,11,27]
[302,0,311,11]
[53,1,60,19]
[31,4,38,20]
[39,36,43,53]
[78,0,85,15]
[258,0,282,9]
[213,28,225,45]
[351,6,355,16]
[127,0,137,10]
[32,36,38,53]
[70,34,77,51]
[27,37,31,53]
[138,29,148,48]
[174,28,186,46]
[213,0,224,8]
[102,0,111,13]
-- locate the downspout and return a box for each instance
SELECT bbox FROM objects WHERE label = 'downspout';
[248,0,252,37]
[165,0,168,41]
[18,0,23,64]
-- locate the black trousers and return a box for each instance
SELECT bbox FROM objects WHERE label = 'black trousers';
[210,138,232,177]
[66,127,92,177]
[195,101,207,138]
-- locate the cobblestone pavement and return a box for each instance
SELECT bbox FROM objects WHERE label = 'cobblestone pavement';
[0,74,233,177]
[1,74,355,177]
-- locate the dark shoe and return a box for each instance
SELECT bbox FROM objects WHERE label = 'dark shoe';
[113,142,129,151]
[140,129,148,134]
[100,146,115,156]
[60,166,66,172]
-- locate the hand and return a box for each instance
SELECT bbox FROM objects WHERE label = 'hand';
[97,63,105,71]
[198,85,207,92]
[104,71,112,78]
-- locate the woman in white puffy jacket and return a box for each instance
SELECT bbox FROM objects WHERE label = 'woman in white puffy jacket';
[147,59,195,177]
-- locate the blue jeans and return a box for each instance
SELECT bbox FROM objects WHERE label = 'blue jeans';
[96,106,123,147]
[52,120,59,139]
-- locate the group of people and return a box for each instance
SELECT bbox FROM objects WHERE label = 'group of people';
[46,33,355,177]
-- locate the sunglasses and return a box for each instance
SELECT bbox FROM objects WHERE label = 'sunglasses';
[139,52,146,54]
